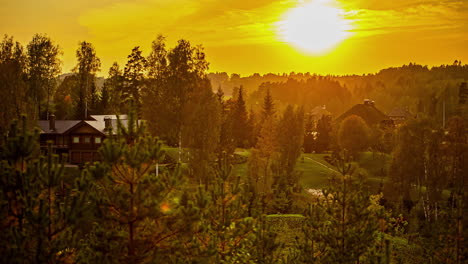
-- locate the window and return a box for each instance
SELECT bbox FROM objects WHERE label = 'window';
[84,136,91,144]
[94,137,102,144]
[73,136,80,143]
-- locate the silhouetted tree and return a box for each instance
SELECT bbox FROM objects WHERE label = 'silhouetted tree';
[232,86,249,147]
[123,46,146,112]
[26,34,61,120]
[0,35,28,137]
[338,115,369,159]
[73,41,101,119]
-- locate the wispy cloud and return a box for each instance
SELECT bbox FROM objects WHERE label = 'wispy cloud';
[344,0,468,38]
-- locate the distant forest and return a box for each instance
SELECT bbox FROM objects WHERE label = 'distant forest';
[0,33,467,263]
[209,62,467,121]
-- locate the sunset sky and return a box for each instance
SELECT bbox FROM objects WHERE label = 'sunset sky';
[1,0,467,76]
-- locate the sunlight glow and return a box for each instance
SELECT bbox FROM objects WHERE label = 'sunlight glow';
[277,0,353,55]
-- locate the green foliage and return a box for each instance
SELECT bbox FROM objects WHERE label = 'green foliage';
[123,46,147,112]
[1,116,92,263]
[277,105,304,174]
[231,86,249,148]
[26,33,61,120]
[73,41,101,119]
[0,35,28,137]
[338,114,370,158]
[315,114,332,153]
[261,88,276,121]
[300,150,381,264]
[79,102,191,263]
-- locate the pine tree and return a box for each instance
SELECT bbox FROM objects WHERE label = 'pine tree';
[261,88,275,121]
[192,153,256,263]
[78,100,192,263]
[123,46,147,113]
[0,116,92,263]
[232,86,249,148]
[301,150,380,263]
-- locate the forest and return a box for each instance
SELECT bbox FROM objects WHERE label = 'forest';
[0,33,467,264]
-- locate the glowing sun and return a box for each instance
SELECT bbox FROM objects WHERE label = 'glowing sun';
[277,0,353,54]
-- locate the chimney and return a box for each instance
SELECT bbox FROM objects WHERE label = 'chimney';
[49,114,56,131]
[104,116,112,131]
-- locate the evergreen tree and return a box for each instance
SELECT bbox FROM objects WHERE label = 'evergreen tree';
[190,153,256,263]
[78,100,192,263]
[261,88,275,121]
[123,46,147,113]
[232,86,249,148]
[247,107,258,147]
[0,116,91,263]
[103,62,125,114]
[301,150,381,263]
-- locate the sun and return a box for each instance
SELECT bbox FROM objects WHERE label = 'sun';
[277,0,353,55]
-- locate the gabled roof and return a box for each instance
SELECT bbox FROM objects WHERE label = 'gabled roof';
[89,115,128,122]
[310,105,331,118]
[335,102,388,126]
[85,119,130,135]
[38,120,80,134]
[38,115,134,136]
[388,107,414,118]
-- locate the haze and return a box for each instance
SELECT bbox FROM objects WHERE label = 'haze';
[1,0,467,75]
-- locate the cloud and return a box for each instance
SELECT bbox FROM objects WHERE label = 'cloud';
[344,0,468,39]
[78,0,297,48]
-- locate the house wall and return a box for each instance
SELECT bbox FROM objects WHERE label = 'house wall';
[40,123,106,164]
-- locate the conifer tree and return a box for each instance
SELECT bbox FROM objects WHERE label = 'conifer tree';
[78,100,194,263]
[262,88,275,121]
[1,116,91,263]
[232,86,249,148]
[123,46,147,112]
[189,153,256,263]
[301,150,380,263]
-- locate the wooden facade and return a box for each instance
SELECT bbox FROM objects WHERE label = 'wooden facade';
[38,116,118,164]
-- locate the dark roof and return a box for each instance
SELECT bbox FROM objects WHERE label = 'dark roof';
[310,105,331,118]
[388,107,414,118]
[335,103,388,126]
[38,115,130,135]
[38,120,80,134]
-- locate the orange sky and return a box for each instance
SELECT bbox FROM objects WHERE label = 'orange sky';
[1,0,467,76]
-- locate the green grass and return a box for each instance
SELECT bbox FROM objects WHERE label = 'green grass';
[356,151,391,190]
[161,147,393,192]
[297,153,335,189]
[231,148,250,177]
[162,147,189,163]
[297,152,392,191]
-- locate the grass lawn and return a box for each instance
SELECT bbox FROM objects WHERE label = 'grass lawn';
[161,147,392,192]
[356,151,391,190]
[298,152,392,191]
[232,148,250,177]
[297,153,335,189]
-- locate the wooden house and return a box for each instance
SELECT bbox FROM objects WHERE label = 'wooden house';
[38,115,127,164]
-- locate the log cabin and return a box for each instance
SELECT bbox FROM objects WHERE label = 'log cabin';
[38,115,128,164]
